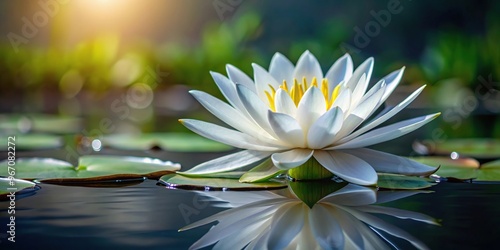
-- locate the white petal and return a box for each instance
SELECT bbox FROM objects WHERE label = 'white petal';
[269,52,295,84]
[350,73,369,108]
[325,53,353,92]
[328,114,364,145]
[274,88,297,117]
[350,80,386,120]
[210,71,247,115]
[332,113,440,149]
[180,119,280,151]
[345,57,373,90]
[313,150,378,185]
[296,87,326,132]
[307,107,343,149]
[226,64,256,92]
[310,205,344,249]
[329,81,387,141]
[252,63,281,105]
[381,67,405,101]
[267,111,305,147]
[320,184,377,206]
[271,149,314,170]
[181,150,272,175]
[267,203,306,249]
[189,90,279,145]
[339,85,425,143]
[341,148,437,176]
[293,51,323,84]
[236,84,279,138]
[331,87,352,113]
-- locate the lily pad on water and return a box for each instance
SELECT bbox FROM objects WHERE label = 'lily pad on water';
[411,156,479,180]
[159,173,287,190]
[476,159,500,181]
[377,173,436,190]
[0,156,181,184]
[0,114,82,134]
[0,177,38,198]
[416,138,500,159]
[102,133,232,152]
[0,134,63,151]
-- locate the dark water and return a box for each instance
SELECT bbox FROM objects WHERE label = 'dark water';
[1,149,500,249]
[2,180,500,249]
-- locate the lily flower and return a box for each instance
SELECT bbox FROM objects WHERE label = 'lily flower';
[179,51,439,185]
[180,184,438,249]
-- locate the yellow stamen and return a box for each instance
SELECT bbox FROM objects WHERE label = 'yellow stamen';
[265,91,276,111]
[327,84,341,109]
[301,77,307,93]
[291,79,302,106]
[266,77,341,110]
[311,77,318,87]
[281,80,289,93]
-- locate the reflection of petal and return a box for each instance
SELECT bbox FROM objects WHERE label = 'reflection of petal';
[182,183,436,250]
[310,205,344,249]
[320,183,377,206]
[358,205,439,225]
[346,207,430,250]
[268,202,306,249]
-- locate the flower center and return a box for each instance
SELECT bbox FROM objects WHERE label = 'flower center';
[265,77,341,111]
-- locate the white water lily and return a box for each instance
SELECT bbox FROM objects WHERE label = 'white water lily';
[179,51,439,185]
[181,184,438,250]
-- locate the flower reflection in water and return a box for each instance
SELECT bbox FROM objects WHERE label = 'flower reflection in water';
[180,182,438,250]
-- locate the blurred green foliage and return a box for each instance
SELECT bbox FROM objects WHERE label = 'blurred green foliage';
[0,9,498,140]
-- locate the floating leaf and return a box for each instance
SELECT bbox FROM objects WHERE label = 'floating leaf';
[240,158,285,183]
[0,177,38,198]
[0,114,82,134]
[411,156,479,180]
[102,133,232,152]
[377,173,436,190]
[0,134,63,151]
[0,156,181,184]
[159,173,286,190]
[418,138,500,159]
[476,159,500,181]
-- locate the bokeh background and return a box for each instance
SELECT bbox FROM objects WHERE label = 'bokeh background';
[1,0,499,139]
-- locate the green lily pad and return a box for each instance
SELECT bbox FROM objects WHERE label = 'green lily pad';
[420,138,500,159]
[0,134,63,151]
[0,177,38,197]
[0,156,181,184]
[476,159,500,181]
[377,173,436,190]
[102,133,232,152]
[159,173,287,190]
[411,156,479,180]
[240,158,285,183]
[0,114,82,134]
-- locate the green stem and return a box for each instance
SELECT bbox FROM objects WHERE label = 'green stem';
[287,158,333,180]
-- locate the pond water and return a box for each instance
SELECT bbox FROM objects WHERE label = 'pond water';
[1,148,500,249]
